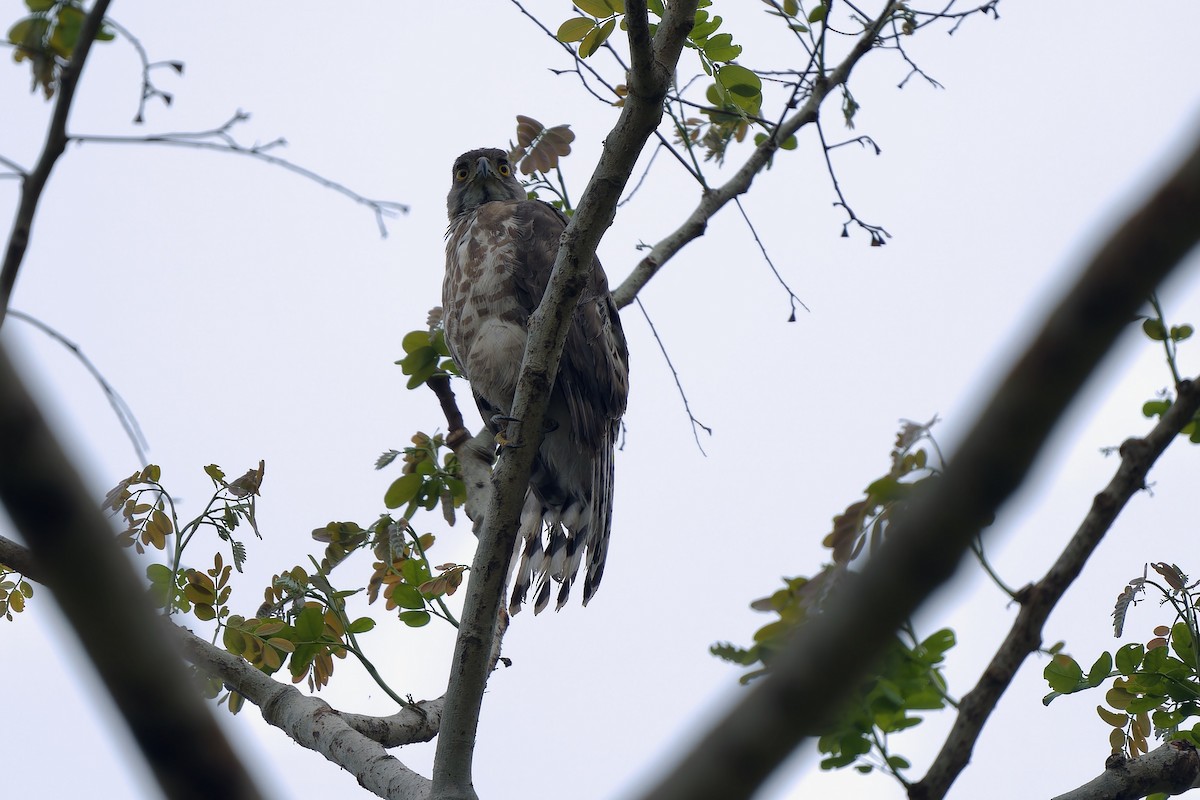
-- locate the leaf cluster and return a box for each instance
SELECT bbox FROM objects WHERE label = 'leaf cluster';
[0,568,34,620]
[397,328,459,390]
[7,0,114,98]
[1045,562,1200,761]
[382,431,465,527]
[1140,305,1200,441]
[711,420,951,779]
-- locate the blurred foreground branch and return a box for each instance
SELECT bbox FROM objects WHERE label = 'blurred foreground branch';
[633,123,1200,800]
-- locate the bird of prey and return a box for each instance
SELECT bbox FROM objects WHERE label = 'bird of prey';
[443,147,629,615]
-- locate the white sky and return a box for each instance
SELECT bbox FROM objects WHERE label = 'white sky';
[3,2,1200,798]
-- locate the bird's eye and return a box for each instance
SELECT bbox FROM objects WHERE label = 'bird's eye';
[497,162,511,177]
[454,167,469,181]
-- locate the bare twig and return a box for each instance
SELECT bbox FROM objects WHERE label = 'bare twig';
[732,197,809,321]
[631,121,1200,800]
[1,0,113,327]
[104,16,181,123]
[910,377,1200,800]
[429,4,699,798]
[634,297,711,454]
[71,111,409,237]
[7,309,149,466]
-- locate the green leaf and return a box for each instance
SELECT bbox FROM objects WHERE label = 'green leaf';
[579,16,615,58]
[1143,399,1171,418]
[399,610,431,627]
[702,33,741,62]
[557,17,595,42]
[1143,318,1167,341]
[1171,324,1195,341]
[1115,643,1145,676]
[294,605,325,641]
[146,563,174,584]
[401,330,431,353]
[717,63,761,97]
[573,0,614,18]
[391,584,425,610]
[1044,654,1083,693]
[808,2,828,23]
[348,617,376,634]
[919,628,956,662]
[1087,651,1113,687]
[384,473,423,509]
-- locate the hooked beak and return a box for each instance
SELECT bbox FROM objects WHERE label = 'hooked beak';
[475,157,494,180]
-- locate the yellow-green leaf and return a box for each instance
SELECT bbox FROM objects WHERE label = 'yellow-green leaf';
[557,17,595,42]
[573,0,613,18]
[579,17,615,58]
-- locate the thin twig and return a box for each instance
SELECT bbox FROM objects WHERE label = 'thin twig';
[7,309,149,466]
[732,197,809,321]
[103,16,180,123]
[634,297,711,454]
[70,112,409,237]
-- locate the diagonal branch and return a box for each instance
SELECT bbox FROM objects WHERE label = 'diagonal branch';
[911,376,1200,800]
[611,3,897,309]
[631,121,1200,800]
[0,0,113,327]
[0,528,441,799]
[174,626,436,799]
[428,3,699,799]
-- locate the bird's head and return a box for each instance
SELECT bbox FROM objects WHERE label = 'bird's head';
[446,148,526,219]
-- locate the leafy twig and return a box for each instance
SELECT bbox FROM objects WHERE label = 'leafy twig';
[1,0,114,326]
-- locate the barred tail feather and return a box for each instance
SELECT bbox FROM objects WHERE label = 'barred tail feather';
[507,424,618,615]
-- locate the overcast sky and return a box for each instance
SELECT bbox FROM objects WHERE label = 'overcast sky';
[4,2,1200,798]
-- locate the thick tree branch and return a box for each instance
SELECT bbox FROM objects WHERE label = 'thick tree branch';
[0,0,112,327]
[911,377,1200,800]
[1,529,441,798]
[428,3,698,799]
[0,346,262,799]
[611,3,897,309]
[0,533,42,581]
[174,626,435,799]
[632,123,1200,800]
[1051,741,1200,800]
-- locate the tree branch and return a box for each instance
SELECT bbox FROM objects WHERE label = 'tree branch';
[611,3,897,309]
[1050,741,1200,800]
[631,121,1200,800]
[911,377,1200,800]
[428,3,698,798]
[0,0,113,327]
[0,528,441,798]
[0,345,263,799]
[174,626,436,799]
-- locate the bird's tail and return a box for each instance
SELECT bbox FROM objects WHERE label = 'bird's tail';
[508,433,615,615]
